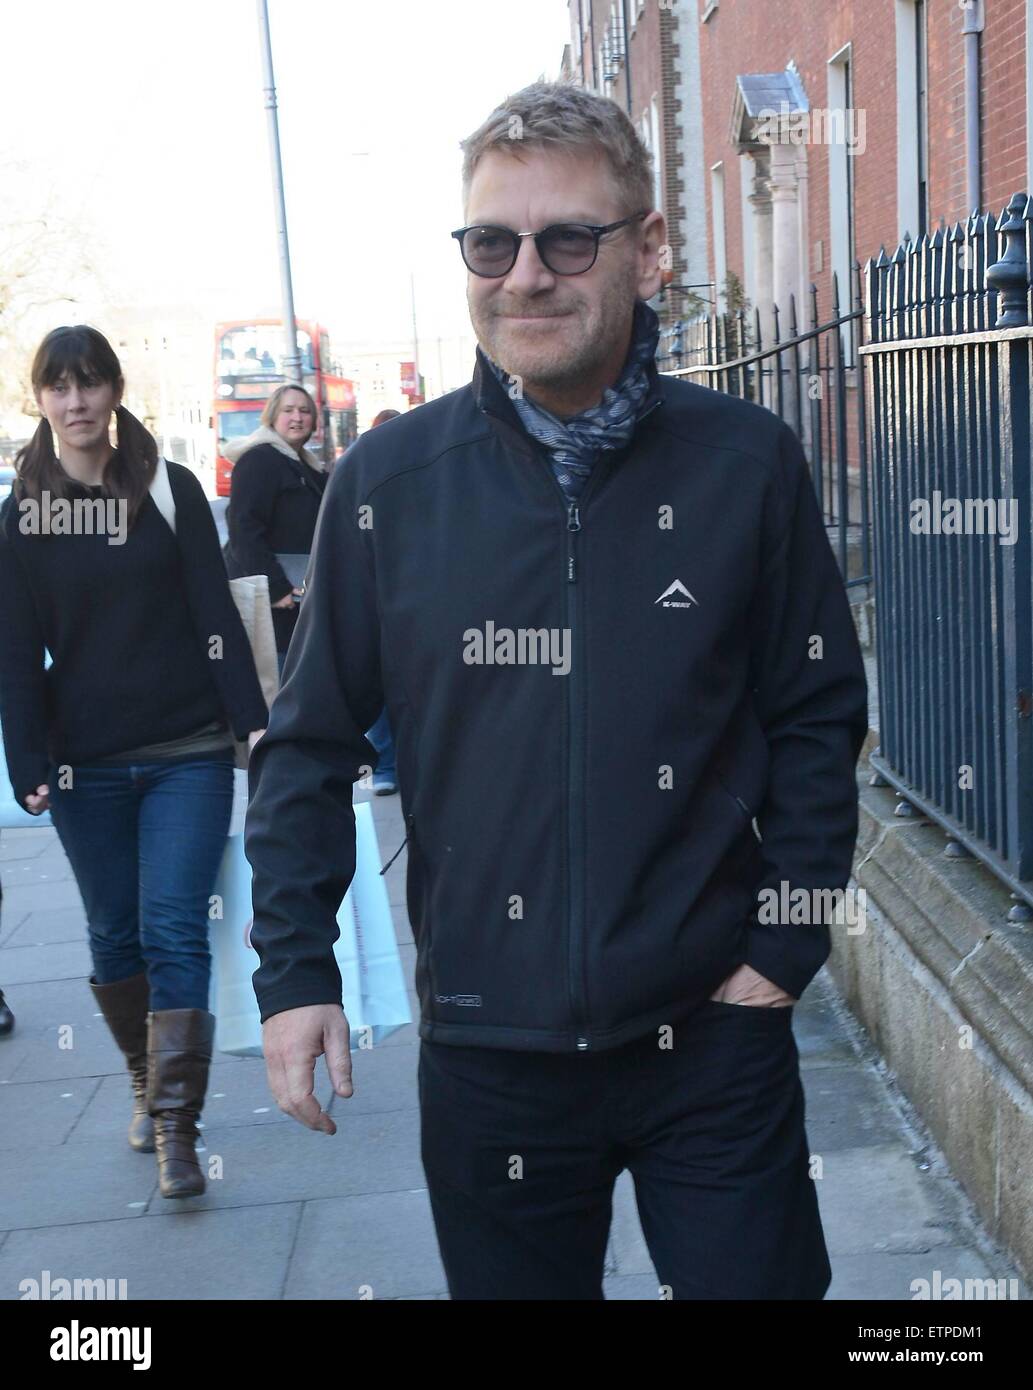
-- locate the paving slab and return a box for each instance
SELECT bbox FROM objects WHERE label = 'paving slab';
[0,940,93,987]
[142,1107,425,1215]
[0,831,54,862]
[804,1063,910,1151]
[283,1190,446,1300]
[4,908,88,947]
[0,1076,100,1150]
[817,1146,963,1257]
[0,881,85,919]
[0,1136,157,1231]
[0,1204,302,1300]
[7,1013,125,1084]
[826,1247,1007,1301]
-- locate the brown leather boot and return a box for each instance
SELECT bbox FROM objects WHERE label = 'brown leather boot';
[89,973,155,1152]
[146,1008,215,1199]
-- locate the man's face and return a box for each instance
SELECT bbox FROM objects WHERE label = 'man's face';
[463,146,659,397]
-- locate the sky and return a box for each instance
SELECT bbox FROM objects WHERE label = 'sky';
[1,0,571,357]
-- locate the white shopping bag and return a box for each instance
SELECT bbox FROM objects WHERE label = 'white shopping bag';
[210,772,411,1056]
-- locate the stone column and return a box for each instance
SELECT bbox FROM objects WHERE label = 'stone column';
[768,139,801,433]
[747,154,774,408]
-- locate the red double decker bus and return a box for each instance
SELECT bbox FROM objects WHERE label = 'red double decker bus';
[213,318,357,496]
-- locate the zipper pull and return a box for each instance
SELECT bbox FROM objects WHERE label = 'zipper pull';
[567,502,581,532]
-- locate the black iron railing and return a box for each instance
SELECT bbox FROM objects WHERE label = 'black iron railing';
[662,269,872,589]
[863,193,1033,914]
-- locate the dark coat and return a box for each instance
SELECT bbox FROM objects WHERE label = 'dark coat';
[224,441,328,653]
[245,350,869,1052]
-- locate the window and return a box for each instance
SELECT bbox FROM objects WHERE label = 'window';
[895,1,928,242]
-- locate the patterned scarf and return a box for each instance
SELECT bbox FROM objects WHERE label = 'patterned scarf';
[486,299,661,504]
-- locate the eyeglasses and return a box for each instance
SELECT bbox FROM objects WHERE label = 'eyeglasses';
[451,212,649,278]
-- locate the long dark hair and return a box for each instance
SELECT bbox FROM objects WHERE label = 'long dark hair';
[14,326,158,529]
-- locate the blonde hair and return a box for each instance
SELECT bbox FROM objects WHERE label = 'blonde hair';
[460,80,654,216]
[260,382,318,429]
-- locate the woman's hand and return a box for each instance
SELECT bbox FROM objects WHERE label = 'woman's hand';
[272,587,304,609]
[247,729,266,754]
[25,784,50,815]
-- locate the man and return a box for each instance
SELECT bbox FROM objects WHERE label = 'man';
[245,81,868,1300]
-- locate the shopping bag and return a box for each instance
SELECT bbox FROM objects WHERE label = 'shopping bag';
[226,574,280,770]
[0,723,51,828]
[210,773,411,1056]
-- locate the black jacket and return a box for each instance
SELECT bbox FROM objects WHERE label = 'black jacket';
[0,461,268,805]
[224,442,328,652]
[245,349,869,1052]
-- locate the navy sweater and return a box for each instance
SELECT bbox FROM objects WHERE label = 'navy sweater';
[0,459,268,805]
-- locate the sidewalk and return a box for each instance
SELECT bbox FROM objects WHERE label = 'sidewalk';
[0,787,1025,1301]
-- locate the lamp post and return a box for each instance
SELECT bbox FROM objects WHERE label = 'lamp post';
[256,0,301,383]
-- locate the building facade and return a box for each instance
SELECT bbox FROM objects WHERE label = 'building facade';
[563,0,709,354]
[695,0,1029,336]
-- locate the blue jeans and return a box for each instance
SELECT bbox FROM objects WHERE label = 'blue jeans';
[49,758,234,1010]
[366,708,396,780]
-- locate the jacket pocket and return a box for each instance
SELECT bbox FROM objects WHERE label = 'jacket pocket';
[714,700,770,822]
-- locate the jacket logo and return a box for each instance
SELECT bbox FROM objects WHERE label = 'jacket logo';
[435,993,483,1007]
[655,580,698,609]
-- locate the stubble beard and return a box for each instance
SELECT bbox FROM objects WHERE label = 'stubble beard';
[471,279,638,398]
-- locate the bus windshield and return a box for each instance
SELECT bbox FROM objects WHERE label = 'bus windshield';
[217,409,262,442]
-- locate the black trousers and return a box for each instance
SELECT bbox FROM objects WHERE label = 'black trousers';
[418,999,830,1300]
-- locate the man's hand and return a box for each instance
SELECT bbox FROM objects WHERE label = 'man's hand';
[272,587,304,609]
[25,784,50,815]
[247,729,266,754]
[262,1004,353,1133]
[709,962,796,1007]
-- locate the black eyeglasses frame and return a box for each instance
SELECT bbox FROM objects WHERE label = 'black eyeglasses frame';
[450,211,650,278]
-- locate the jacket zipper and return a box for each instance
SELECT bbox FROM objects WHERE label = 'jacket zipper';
[565,496,589,1049]
[557,402,663,1051]
[484,394,663,1052]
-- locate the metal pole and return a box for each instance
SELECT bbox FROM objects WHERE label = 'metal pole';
[257,0,301,382]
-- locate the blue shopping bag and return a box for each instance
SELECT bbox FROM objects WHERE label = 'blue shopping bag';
[210,773,411,1056]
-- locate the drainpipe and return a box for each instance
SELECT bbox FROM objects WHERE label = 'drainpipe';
[962,0,985,213]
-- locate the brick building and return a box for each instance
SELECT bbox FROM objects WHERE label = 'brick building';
[694,0,1030,335]
[563,0,709,351]
[559,2,1030,341]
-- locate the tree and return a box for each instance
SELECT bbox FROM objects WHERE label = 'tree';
[0,160,108,426]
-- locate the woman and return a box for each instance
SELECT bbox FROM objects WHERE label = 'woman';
[223,384,328,672]
[0,326,268,1199]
